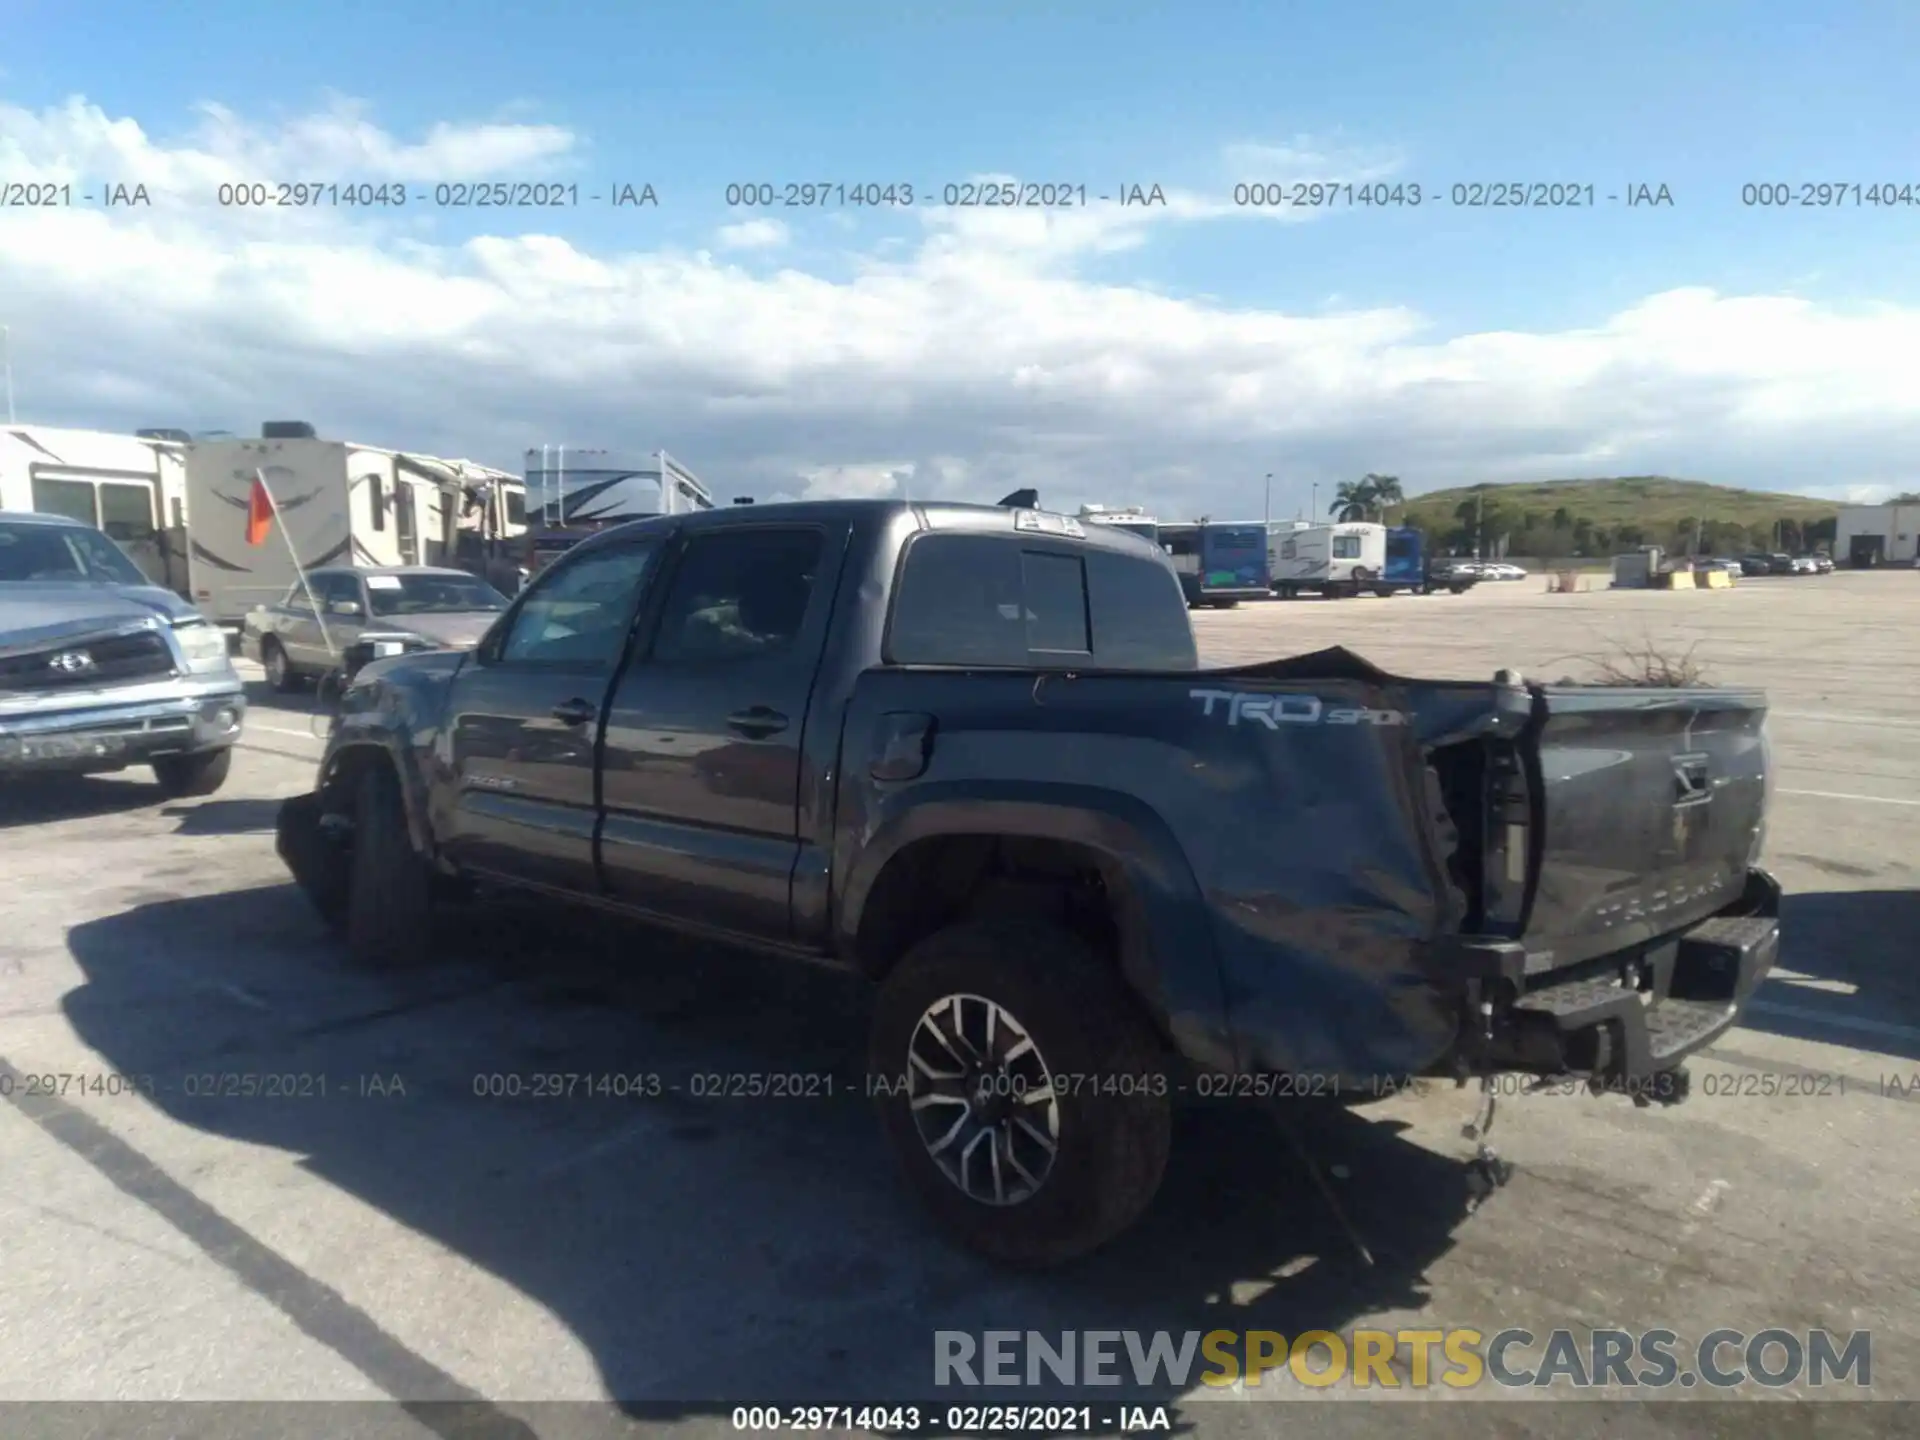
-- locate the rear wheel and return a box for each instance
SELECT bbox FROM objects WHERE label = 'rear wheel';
[1372,587,1395,599]
[345,765,434,968]
[262,638,299,693]
[870,920,1172,1268]
[152,748,231,798]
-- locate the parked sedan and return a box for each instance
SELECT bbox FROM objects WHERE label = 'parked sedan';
[241,565,509,692]
[1789,556,1819,575]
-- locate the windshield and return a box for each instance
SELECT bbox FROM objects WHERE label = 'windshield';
[0,521,149,585]
[365,572,509,617]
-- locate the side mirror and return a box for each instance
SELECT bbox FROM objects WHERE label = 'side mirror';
[329,600,363,617]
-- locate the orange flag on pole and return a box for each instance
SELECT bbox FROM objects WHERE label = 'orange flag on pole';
[245,474,274,546]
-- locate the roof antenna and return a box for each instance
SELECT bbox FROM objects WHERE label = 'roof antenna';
[997,488,1038,509]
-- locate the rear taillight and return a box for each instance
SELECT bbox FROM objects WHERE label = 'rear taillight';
[1482,743,1532,933]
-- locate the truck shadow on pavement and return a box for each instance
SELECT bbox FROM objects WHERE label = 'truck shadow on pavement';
[0,777,282,835]
[1749,887,1920,1062]
[48,884,1492,1431]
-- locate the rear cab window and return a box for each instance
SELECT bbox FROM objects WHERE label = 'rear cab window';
[886,532,1197,670]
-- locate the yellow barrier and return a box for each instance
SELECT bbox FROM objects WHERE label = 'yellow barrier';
[1664,570,1698,589]
[1702,568,1732,589]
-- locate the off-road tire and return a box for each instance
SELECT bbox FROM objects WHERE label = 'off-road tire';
[261,638,300,693]
[345,764,433,968]
[869,919,1172,1268]
[152,748,232,798]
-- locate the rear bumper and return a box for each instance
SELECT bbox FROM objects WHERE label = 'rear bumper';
[1456,869,1782,1085]
[0,683,246,775]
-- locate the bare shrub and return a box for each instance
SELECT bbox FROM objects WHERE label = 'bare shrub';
[1546,570,1581,594]
[1543,634,1712,687]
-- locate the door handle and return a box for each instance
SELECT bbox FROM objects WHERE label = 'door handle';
[551,698,596,727]
[727,706,789,738]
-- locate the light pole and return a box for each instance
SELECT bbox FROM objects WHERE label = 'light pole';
[1263,472,1272,525]
[1310,480,1318,519]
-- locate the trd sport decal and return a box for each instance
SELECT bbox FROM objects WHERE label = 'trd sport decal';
[1189,689,1406,727]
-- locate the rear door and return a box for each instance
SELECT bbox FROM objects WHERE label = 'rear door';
[439,535,663,894]
[598,521,848,939]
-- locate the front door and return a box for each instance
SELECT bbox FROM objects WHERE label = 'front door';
[438,536,663,895]
[598,522,845,940]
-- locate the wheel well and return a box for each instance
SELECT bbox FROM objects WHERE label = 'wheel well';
[319,744,395,815]
[853,833,1153,992]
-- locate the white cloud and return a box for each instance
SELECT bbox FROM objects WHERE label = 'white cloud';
[715,218,790,251]
[3,96,1919,518]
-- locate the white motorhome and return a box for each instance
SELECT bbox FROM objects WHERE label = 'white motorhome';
[1076,504,1159,543]
[0,425,190,593]
[522,447,715,524]
[184,432,524,627]
[1268,520,1389,598]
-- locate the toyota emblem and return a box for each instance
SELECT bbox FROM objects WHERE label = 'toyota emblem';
[48,650,96,674]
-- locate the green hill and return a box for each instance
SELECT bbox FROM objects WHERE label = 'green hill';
[1395,476,1841,557]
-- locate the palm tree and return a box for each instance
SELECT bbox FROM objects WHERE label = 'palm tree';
[1363,473,1403,522]
[1330,476,1376,522]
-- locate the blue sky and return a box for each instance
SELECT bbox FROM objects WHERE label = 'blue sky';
[5,1,1920,511]
[15,0,1919,326]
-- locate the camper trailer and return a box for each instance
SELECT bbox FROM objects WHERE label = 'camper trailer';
[183,430,522,628]
[1077,504,1160,544]
[521,447,716,525]
[1269,520,1389,598]
[0,425,190,593]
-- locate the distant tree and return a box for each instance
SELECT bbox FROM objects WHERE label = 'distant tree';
[1330,476,1375,522]
[1551,506,1573,530]
[1364,473,1404,521]
[1891,492,1920,504]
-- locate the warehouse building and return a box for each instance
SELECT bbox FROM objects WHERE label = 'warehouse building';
[1835,502,1920,567]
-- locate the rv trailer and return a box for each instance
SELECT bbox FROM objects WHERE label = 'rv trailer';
[1076,504,1160,544]
[183,430,522,628]
[521,448,716,525]
[1268,520,1389,598]
[0,425,190,594]
[519,447,716,577]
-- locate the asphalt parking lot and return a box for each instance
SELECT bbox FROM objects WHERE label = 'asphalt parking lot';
[1,571,1916,1438]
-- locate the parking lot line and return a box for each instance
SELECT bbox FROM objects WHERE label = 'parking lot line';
[245,722,325,741]
[1770,710,1920,730]
[1777,787,1920,807]
[1745,998,1920,1045]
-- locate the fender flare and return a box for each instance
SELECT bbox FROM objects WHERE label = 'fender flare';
[320,727,436,859]
[836,782,1233,1066]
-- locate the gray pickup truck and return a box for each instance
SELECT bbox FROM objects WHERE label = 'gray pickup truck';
[1,510,243,796]
[279,498,1781,1265]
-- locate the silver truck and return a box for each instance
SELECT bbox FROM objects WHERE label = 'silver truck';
[0,510,244,796]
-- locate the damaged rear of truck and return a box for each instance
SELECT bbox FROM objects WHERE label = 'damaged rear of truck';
[1151,647,1777,1094]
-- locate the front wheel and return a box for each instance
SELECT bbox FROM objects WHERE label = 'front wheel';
[1372,587,1395,599]
[870,920,1172,1268]
[345,765,434,968]
[261,638,299,693]
[152,748,232,798]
